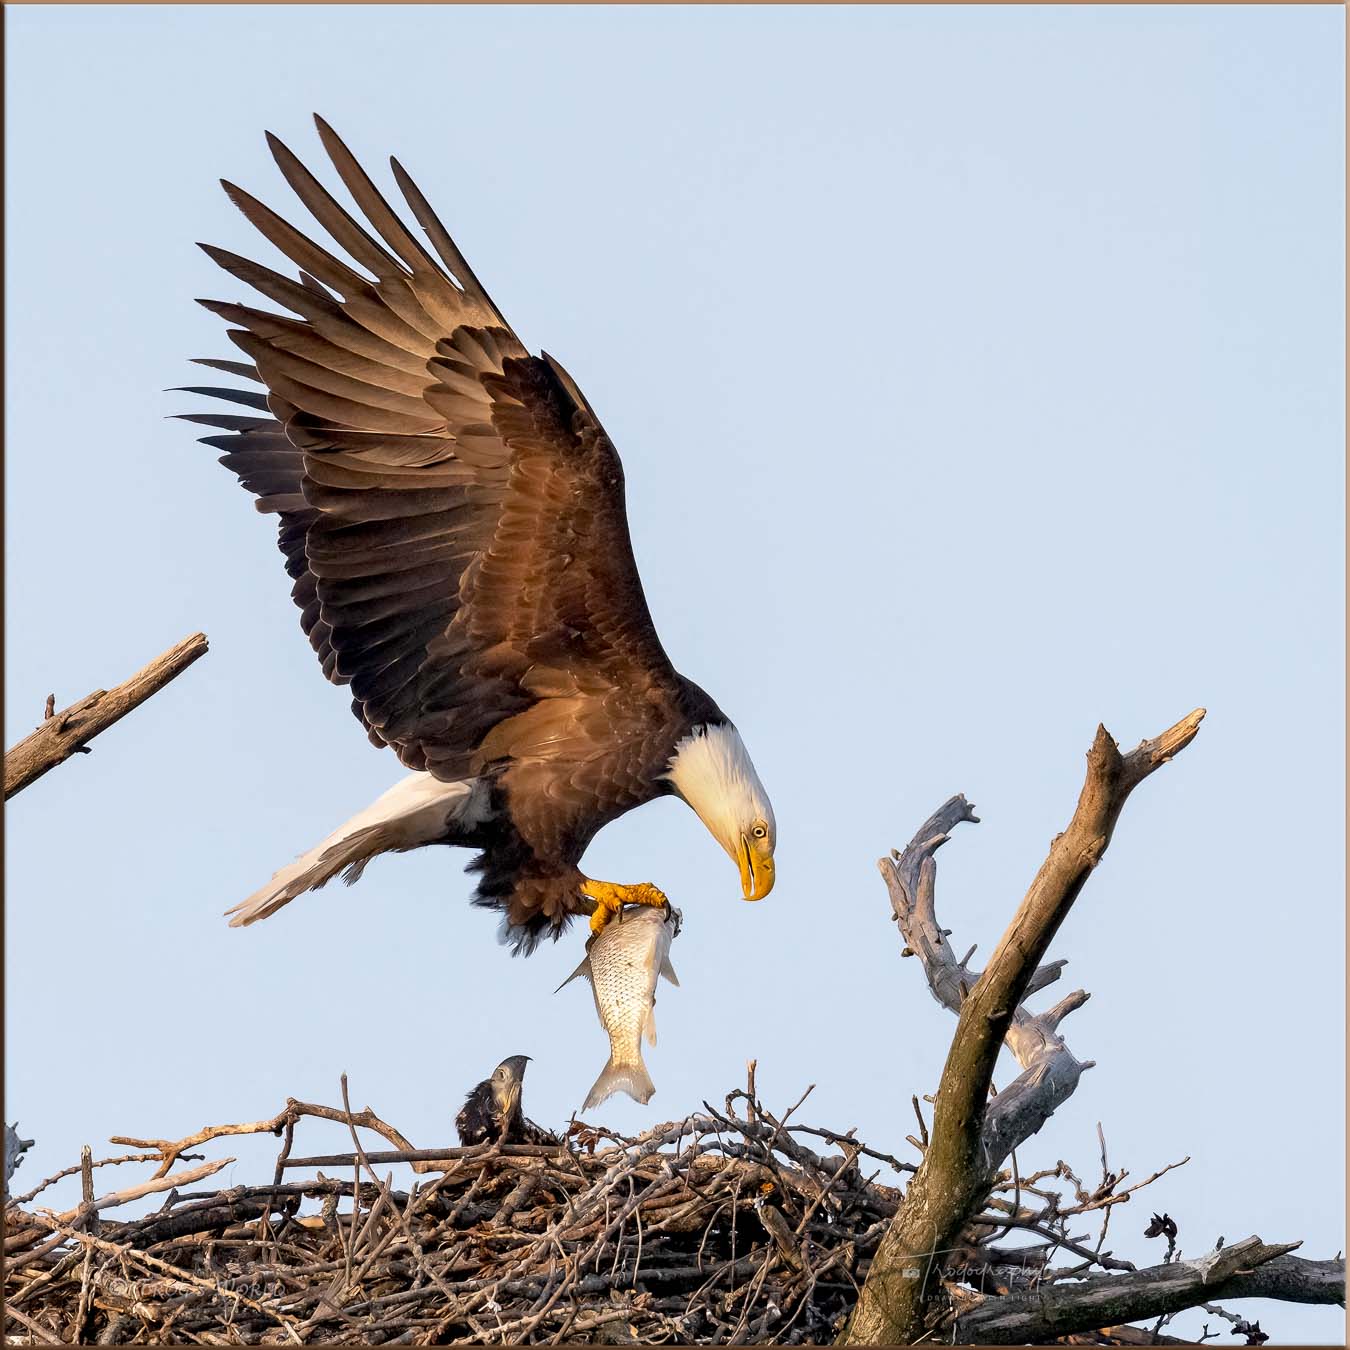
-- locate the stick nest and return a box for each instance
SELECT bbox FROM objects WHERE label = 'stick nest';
[4,1088,905,1345]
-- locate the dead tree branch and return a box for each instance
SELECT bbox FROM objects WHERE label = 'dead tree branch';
[840,708,1206,1345]
[109,1095,420,1179]
[4,633,209,800]
[949,1244,1344,1343]
[5,1123,35,1197]
[881,794,1096,1174]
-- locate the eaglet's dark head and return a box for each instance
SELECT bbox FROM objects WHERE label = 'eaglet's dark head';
[456,1054,535,1146]
[492,1055,531,1106]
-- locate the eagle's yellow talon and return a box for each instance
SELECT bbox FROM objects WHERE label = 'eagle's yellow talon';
[581,879,669,935]
[586,889,623,936]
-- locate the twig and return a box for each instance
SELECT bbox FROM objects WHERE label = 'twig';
[5,1151,179,1209]
[5,1157,234,1255]
[111,1095,422,1178]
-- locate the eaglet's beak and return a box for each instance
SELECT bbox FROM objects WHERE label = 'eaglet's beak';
[738,833,775,902]
[493,1078,522,1127]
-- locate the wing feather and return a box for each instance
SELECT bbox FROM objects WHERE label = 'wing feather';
[191,356,261,381]
[188,117,684,785]
[390,156,500,313]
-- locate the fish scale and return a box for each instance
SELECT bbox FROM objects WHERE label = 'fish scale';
[558,905,681,1110]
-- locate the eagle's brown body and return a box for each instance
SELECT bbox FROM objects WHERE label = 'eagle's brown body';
[185,119,768,953]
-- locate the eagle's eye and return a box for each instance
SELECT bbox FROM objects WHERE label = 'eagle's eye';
[751,824,768,840]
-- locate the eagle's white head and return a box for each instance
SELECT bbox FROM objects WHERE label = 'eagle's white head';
[664,723,776,902]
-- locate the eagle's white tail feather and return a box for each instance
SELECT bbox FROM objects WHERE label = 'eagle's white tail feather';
[582,1057,655,1111]
[226,774,485,928]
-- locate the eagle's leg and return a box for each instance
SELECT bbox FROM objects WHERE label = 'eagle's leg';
[580,879,669,935]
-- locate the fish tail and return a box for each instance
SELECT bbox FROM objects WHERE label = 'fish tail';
[582,1056,655,1111]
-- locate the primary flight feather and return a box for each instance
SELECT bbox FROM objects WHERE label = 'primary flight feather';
[184,118,777,954]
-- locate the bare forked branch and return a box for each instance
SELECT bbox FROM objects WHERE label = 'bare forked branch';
[840,708,1207,1346]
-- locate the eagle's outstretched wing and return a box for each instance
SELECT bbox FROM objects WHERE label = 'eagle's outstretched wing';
[186,117,683,782]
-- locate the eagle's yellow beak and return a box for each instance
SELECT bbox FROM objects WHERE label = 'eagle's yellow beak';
[739,833,775,902]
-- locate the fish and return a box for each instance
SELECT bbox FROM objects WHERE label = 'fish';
[557,903,682,1110]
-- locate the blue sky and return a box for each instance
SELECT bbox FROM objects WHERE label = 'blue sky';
[6,6,1344,1340]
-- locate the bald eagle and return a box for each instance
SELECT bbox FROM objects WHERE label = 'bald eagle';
[455,1056,558,1147]
[182,118,776,953]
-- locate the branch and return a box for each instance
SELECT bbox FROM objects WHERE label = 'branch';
[4,633,209,799]
[4,1157,235,1255]
[110,1095,420,1179]
[880,796,1095,1172]
[4,1122,35,1195]
[949,1244,1344,1344]
[279,1142,570,1170]
[839,708,1206,1346]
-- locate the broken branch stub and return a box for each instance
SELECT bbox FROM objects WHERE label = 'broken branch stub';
[4,633,209,799]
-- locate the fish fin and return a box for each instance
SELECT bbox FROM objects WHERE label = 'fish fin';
[553,957,590,995]
[582,1057,654,1111]
[644,1004,658,1048]
[659,955,680,987]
